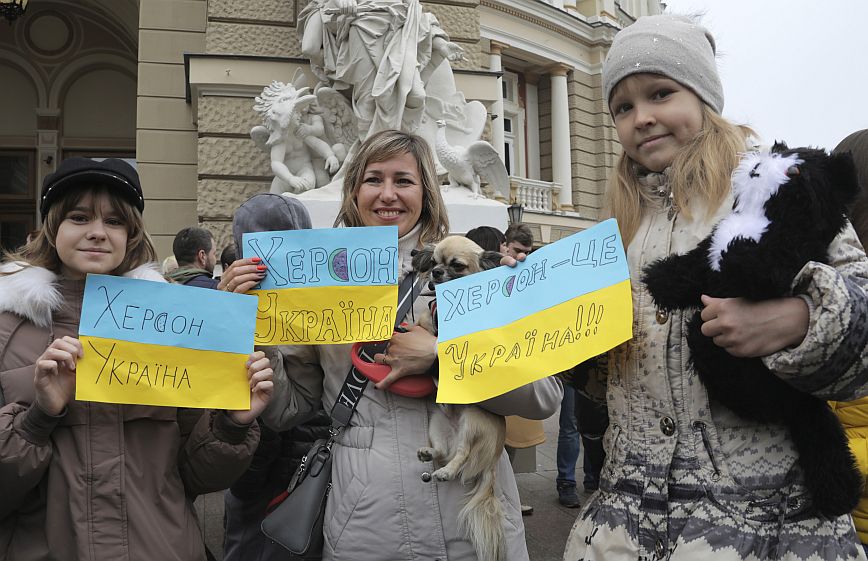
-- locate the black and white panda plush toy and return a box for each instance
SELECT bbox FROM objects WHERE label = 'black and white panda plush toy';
[642,142,863,517]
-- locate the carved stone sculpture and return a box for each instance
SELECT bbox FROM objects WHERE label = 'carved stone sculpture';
[297,0,488,153]
[434,120,509,199]
[252,0,510,231]
[251,72,353,193]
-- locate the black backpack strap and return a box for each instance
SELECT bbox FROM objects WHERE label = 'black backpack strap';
[395,272,422,327]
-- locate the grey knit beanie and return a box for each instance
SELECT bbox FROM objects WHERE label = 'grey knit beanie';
[602,14,723,114]
[232,193,312,254]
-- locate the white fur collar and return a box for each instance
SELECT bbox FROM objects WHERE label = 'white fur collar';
[0,262,165,328]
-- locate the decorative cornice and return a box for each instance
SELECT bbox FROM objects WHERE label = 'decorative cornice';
[547,63,572,76]
[207,17,295,28]
[422,0,480,8]
[198,132,251,139]
[198,174,271,182]
[489,39,510,54]
[480,0,619,48]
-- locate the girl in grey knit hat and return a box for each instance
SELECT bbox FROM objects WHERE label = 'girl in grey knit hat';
[564,13,868,561]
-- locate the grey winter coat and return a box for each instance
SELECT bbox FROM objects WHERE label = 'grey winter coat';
[261,227,563,561]
[564,175,868,561]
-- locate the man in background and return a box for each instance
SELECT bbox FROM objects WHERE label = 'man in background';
[167,226,219,289]
[504,223,534,257]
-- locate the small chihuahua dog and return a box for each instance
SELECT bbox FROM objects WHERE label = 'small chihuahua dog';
[411,236,508,561]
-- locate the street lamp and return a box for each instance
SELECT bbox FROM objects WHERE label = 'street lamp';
[507,203,523,225]
[0,0,28,23]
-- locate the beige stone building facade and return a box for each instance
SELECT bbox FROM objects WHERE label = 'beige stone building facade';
[0,0,660,257]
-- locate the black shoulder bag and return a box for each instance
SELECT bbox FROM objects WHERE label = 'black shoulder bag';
[260,273,422,558]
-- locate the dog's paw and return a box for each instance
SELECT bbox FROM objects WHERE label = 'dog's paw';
[433,466,456,481]
[417,447,435,462]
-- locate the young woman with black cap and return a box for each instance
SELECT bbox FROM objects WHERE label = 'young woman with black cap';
[0,157,274,561]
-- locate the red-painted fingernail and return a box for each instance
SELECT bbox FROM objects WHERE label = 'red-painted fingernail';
[251,257,262,263]
[257,265,267,271]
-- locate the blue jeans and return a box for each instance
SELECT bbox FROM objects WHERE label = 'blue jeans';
[556,385,581,487]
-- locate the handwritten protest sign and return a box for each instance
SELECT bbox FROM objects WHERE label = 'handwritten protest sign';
[243,226,399,345]
[76,275,257,409]
[435,218,632,403]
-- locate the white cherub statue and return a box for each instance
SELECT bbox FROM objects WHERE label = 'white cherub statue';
[251,72,352,193]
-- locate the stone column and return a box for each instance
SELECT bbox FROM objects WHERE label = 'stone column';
[489,40,509,166]
[525,73,541,181]
[549,64,574,211]
[35,109,60,220]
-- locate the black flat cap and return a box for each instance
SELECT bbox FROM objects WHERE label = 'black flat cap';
[40,157,144,218]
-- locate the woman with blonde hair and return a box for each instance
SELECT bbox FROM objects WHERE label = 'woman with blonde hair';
[225,129,562,560]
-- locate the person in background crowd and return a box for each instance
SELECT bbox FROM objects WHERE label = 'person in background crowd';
[555,360,609,508]
[489,222,549,515]
[221,193,333,561]
[563,15,868,561]
[504,223,533,257]
[0,157,270,561]
[219,244,236,279]
[831,128,868,557]
[571,358,607,494]
[555,366,584,508]
[162,254,179,276]
[466,225,507,253]
[167,226,219,289]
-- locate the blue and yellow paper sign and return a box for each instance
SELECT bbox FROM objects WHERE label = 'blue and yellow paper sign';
[435,218,633,403]
[243,226,399,345]
[76,275,257,409]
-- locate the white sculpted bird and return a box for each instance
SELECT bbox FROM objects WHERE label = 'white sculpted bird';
[434,120,509,199]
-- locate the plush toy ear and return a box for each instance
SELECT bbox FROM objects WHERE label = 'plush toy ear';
[479,251,504,271]
[411,245,436,273]
[771,140,789,154]
[828,151,861,206]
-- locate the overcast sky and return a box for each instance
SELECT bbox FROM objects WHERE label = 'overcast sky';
[660,0,868,151]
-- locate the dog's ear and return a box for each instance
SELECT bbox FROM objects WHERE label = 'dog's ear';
[411,244,436,273]
[479,251,504,271]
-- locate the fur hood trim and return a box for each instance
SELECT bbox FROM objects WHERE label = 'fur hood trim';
[0,262,165,328]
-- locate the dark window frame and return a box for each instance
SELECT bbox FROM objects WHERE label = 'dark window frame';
[0,150,36,201]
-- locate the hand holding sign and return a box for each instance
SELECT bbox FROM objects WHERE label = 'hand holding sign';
[435,219,633,403]
[219,257,268,294]
[34,336,83,416]
[229,350,274,424]
[76,275,258,409]
[243,226,399,345]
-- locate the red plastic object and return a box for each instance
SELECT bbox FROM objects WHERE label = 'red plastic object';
[351,341,435,398]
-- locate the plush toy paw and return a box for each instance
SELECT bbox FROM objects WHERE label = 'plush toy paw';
[642,254,703,311]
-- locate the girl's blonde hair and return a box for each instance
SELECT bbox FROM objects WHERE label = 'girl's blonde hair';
[607,105,754,245]
[334,129,449,244]
[3,184,157,275]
